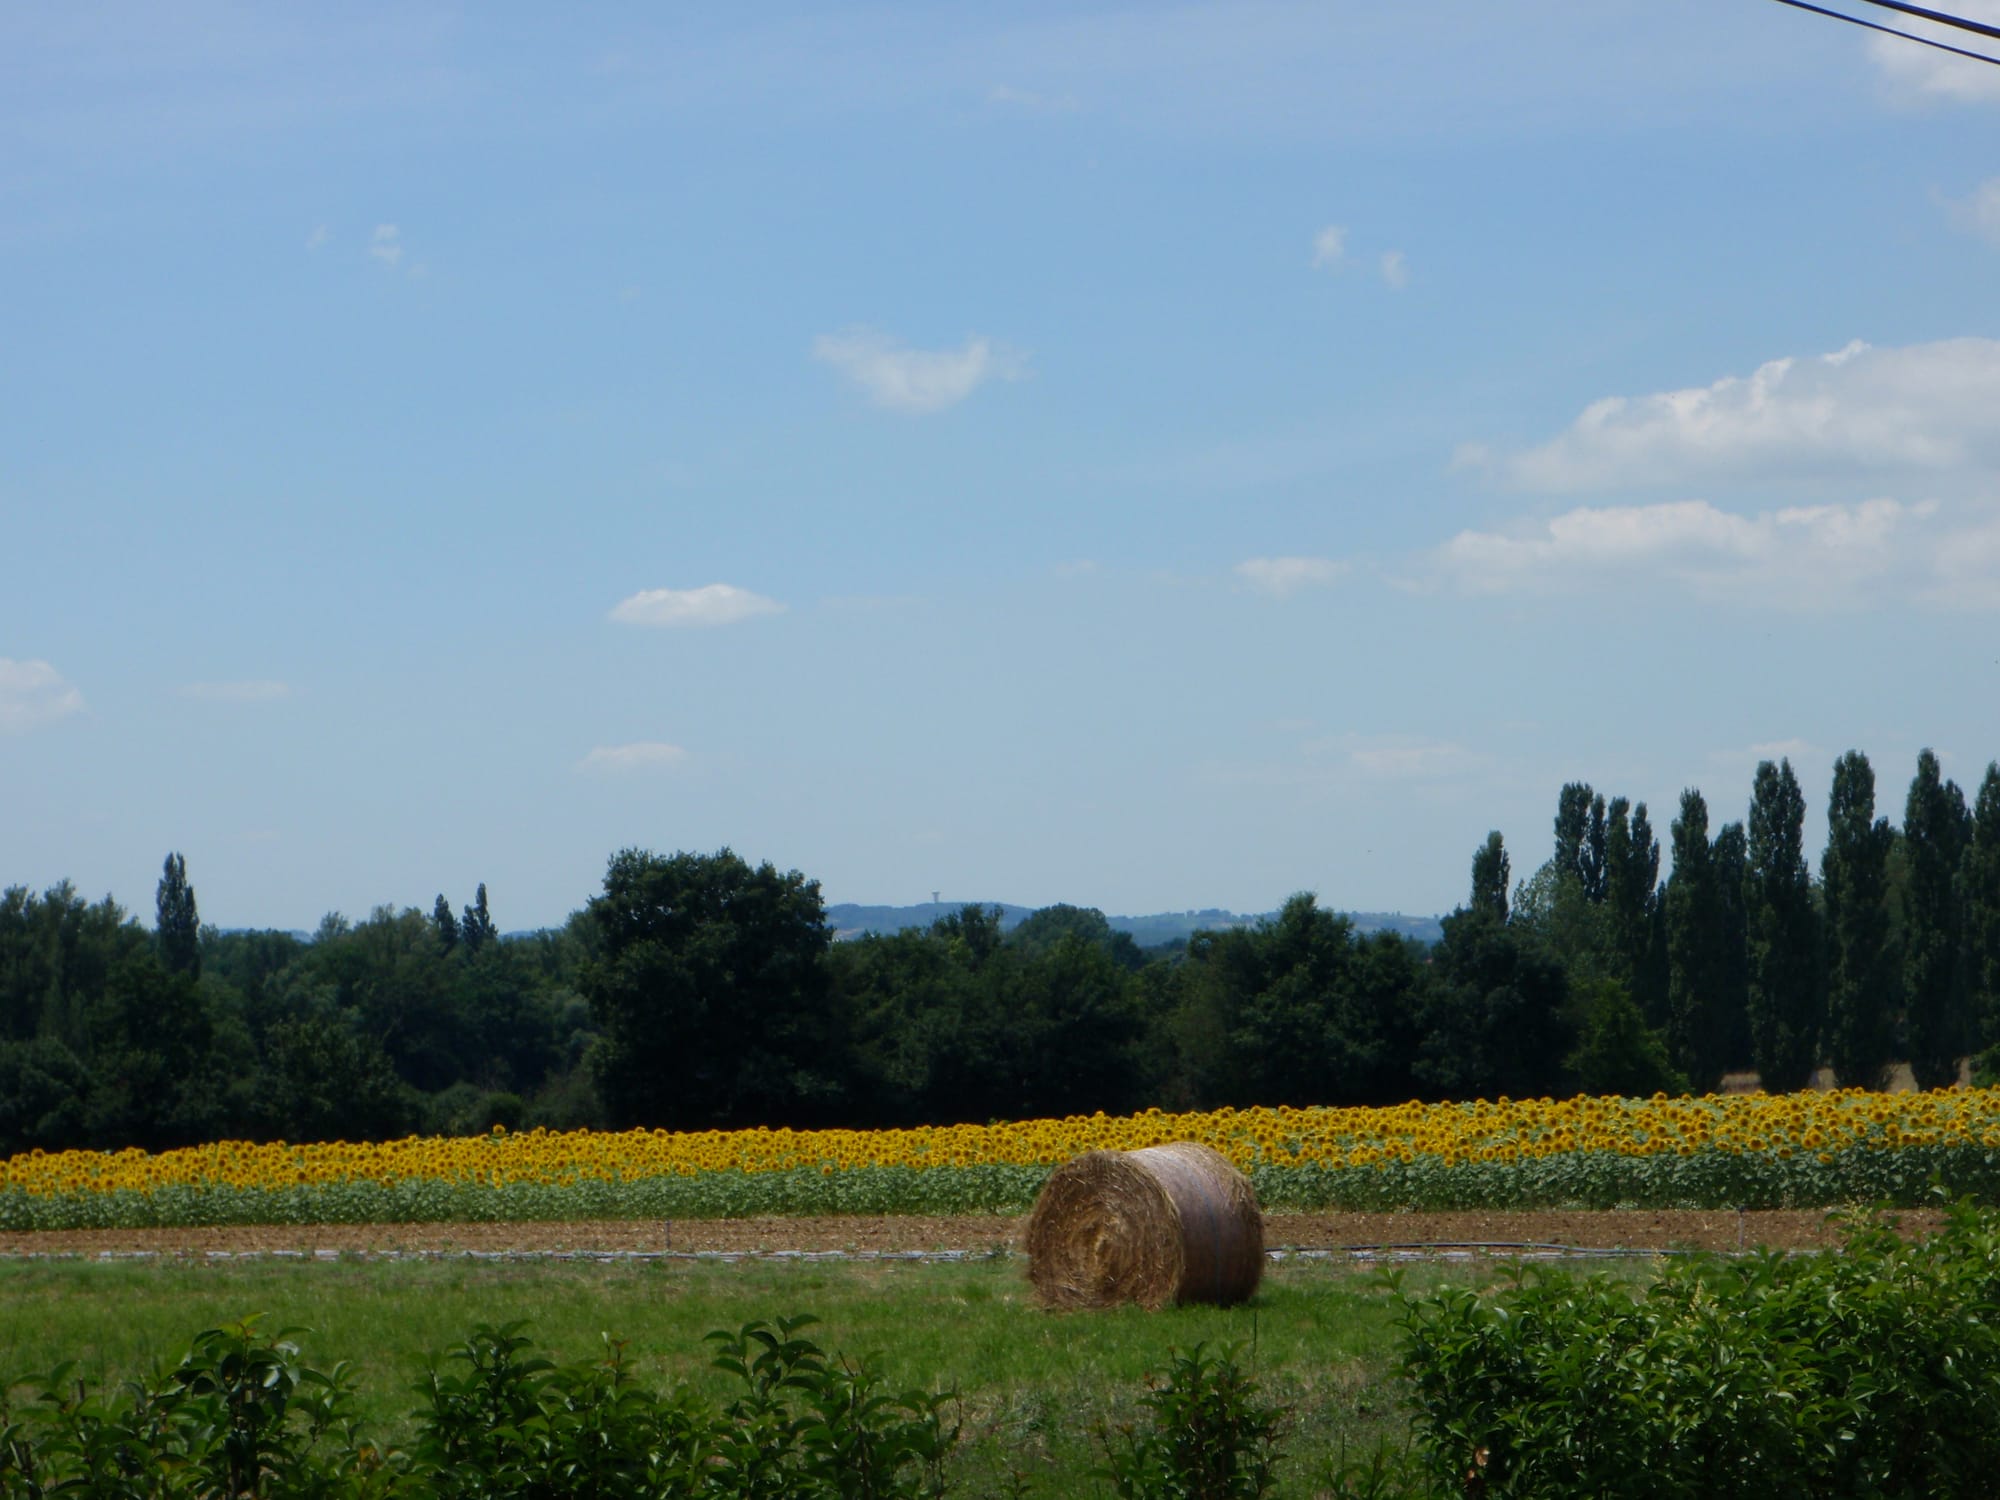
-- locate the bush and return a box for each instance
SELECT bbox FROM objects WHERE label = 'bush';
[1096,1343,1284,1500]
[0,1315,955,1500]
[1391,1199,2000,1499]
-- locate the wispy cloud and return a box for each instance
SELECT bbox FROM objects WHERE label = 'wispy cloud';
[0,659,84,735]
[610,583,785,627]
[987,83,1078,114]
[577,742,689,774]
[1432,496,2000,611]
[367,224,402,266]
[181,679,291,703]
[1949,177,2000,246]
[1470,339,2000,493]
[1379,249,1409,288]
[1868,1,2000,104]
[1707,738,1821,768]
[1234,555,1348,598]
[813,328,1027,414]
[1311,224,1347,269]
[1307,731,1484,780]
[306,225,329,251]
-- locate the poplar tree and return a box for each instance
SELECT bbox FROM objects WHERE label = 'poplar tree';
[1555,783,1594,889]
[1666,789,1726,1090]
[1961,763,2000,1060]
[1823,751,1896,1088]
[461,883,498,956]
[432,894,459,953]
[1744,759,1820,1092]
[1470,831,1510,923]
[1606,797,1661,988]
[155,852,200,980]
[1905,750,1972,1090]
[1712,821,1751,1073]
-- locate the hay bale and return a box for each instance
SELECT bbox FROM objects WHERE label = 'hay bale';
[1023,1142,1264,1310]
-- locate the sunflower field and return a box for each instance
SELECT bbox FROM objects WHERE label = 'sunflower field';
[6,1088,2000,1231]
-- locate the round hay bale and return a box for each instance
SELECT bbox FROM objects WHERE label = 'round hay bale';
[1023,1142,1264,1310]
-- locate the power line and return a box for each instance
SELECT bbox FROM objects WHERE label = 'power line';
[1764,0,2000,68]
[1847,0,2000,44]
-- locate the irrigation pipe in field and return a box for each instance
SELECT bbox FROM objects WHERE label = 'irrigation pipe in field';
[0,1241,1706,1265]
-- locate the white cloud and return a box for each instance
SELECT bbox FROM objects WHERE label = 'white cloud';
[1482,338,2000,493]
[813,328,1026,413]
[368,224,402,266]
[0,659,84,735]
[1868,1,2000,104]
[1379,249,1409,288]
[577,742,689,774]
[609,583,786,627]
[181,679,291,702]
[1234,555,1348,597]
[1708,738,1820,768]
[1927,507,2000,609]
[987,83,1078,113]
[1311,224,1346,269]
[306,225,328,250]
[1432,496,2000,611]
[1307,732,1483,780]
[1950,177,2000,245]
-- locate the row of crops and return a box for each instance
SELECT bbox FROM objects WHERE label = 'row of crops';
[6,1088,2000,1230]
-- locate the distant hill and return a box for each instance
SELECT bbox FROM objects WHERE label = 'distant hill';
[824,902,1443,947]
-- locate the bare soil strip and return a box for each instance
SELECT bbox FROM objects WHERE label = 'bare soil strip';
[0,1208,1938,1260]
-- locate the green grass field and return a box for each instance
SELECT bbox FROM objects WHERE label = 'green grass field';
[0,1254,1485,1494]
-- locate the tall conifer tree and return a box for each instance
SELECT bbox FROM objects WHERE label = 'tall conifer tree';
[1555,783,1594,889]
[1667,789,1726,1090]
[1960,763,2000,1061]
[1823,751,1896,1087]
[1470,831,1510,923]
[1745,759,1820,1091]
[1905,750,1972,1089]
[1712,821,1751,1072]
[155,852,200,979]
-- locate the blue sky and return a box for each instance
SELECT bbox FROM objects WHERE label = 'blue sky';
[5,0,1999,930]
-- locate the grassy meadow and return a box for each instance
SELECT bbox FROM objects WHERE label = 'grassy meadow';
[0,1252,1474,1493]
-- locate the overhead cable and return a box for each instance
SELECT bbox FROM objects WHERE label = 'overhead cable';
[1846,0,2000,44]
[1764,0,2000,67]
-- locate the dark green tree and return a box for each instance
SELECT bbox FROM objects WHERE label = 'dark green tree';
[1823,751,1898,1088]
[460,883,498,956]
[583,848,842,1129]
[1605,798,1663,989]
[1666,789,1727,1091]
[432,894,459,953]
[1555,783,1595,890]
[1965,763,2000,1062]
[1564,977,1688,1098]
[1414,907,1571,1101]
[1712,821,1751,1073]
[1470,832,1510,922]
[155,852,200,980]
[1580,792,1610,904]
[1905,750,1972,1090]
[261,1013,415,1143]
[1008,903,1145,971]
[1744,759,1820,1092]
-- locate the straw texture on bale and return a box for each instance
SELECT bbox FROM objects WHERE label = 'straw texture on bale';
[1023,1142,1264,1310]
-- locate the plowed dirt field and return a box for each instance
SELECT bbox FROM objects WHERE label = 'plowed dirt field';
[0,1208,1936,1259]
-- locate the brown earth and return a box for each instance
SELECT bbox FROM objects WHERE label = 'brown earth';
[0,1207,1942,1260]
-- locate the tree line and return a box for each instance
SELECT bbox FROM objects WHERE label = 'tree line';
[1,746,1996,1153]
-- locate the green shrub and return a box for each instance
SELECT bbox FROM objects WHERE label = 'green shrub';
[0,1314,957,1499]
[1391,1200,2000,1499]
[1096,1343,1285,1500]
